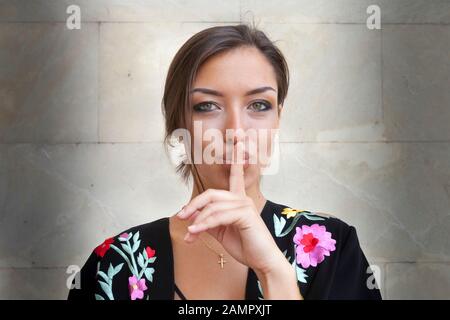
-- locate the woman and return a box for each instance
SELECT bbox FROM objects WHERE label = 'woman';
[67,24,382,300]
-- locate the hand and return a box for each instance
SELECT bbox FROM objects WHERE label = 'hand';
[176,141,287,275]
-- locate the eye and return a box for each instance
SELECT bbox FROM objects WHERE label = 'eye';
[248,100,273,112]
[193,102,220,112]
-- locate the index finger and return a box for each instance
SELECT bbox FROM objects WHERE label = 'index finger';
[177,188,238,218]
[229,141,246,195]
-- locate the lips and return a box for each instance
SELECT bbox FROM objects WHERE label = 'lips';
[220,151,250,163]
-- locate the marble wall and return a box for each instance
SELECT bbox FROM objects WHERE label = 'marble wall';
[0,0,449,299]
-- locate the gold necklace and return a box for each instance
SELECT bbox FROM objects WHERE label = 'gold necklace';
[197,233,227,269]
[188,170,227,268]
[186,222,228,269]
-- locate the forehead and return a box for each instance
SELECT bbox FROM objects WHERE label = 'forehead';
[192,46,278,93]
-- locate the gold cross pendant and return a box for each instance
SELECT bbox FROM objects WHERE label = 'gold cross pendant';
[217,254,227,269]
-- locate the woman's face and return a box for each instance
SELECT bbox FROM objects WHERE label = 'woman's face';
[187,46,282,191]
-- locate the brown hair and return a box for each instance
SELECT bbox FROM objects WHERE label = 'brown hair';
[161,23,290,184]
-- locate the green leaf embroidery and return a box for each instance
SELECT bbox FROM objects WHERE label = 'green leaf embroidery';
[143,248,148,259]
[277,214,302,237]
[292,260,308,284]
[110,244,135,275]
[303,213,325,221]
[107,263,115,279]
[132,239,141,253]
[120,242,132,255]
[137,253,145,269]
[97,271,110,285]
[273,214,287,237]
[95,294,105,300]
[144,268,155,282]
[257,280,264,300]
[114,263,124,276]
[133,231,140,244]
[126,239,139,278]
[98,280,113,300]
[96,261,124,300]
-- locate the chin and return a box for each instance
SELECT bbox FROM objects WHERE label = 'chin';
[198,164,260,190]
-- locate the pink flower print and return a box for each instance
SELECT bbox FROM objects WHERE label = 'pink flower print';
[119,232,130,240]
[293,224,336,268]
[128,275,147,300]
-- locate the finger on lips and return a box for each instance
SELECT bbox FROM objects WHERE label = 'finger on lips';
[229,141,246,196]
[178,141,248,243]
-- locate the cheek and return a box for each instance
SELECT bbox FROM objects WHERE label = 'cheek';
[190,119,223,151]
[252,123,279,165]
[191,115,223,132]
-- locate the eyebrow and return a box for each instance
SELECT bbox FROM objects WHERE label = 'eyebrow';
[189,86,276,97]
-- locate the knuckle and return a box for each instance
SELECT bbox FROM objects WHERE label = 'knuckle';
[203,189,213,198]
[205,188,218,196]
[204,202,215,212]
[204,215,214,225]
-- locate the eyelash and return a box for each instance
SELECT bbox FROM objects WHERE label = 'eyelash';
[193,100,273,113]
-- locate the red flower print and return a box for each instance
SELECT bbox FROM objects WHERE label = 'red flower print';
[94,237,114,258]
[300,233,320,253]
[145,246,156,258]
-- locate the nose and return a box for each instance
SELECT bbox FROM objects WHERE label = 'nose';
[224,104,246,146]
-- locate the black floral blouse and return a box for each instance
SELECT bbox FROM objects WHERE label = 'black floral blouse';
[67,199,382,300]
